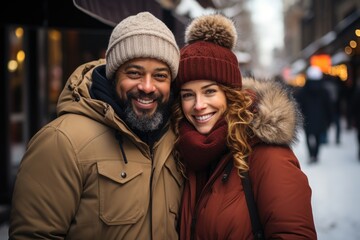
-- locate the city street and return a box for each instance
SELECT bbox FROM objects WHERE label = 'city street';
[1,0,359,239]
[1,121,359,239]
[294,121,360,240]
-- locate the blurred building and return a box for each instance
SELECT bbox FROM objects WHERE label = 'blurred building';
[283,0,360,89]
[0,0,191,217]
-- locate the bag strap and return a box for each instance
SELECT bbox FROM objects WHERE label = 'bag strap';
[241,170,265,240]
[222,160,264,239]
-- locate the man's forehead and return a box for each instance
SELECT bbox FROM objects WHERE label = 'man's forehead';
[122,59,170,72]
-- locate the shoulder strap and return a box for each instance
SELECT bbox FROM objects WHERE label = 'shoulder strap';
[241,171,265,240]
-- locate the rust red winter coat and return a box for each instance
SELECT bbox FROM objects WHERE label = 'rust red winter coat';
[179,78,317,240]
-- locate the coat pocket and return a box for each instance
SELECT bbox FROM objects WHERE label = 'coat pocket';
[164,158,184,188]
[97,161,150,225]
[164,159,184,225]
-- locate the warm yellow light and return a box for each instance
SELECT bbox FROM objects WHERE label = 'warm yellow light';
[349,40,357,48]
[294,74,306,87]
[17,50,26,62]
[339,67,348,81]
[49,30,61,41]
[345,46,352,55]
[15,27,24,38]
[8,60,18,72]
[356,29,360,37]
[329,64,348,81]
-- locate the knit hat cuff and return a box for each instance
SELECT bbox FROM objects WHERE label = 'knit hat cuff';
[178,56,242,87]
[106,34,180,80]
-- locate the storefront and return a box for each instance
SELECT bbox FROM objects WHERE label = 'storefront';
[0,0,184,206]
[288,10,360,89]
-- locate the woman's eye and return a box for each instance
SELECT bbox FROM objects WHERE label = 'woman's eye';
[181,93,193,99]
[205,89,216,94]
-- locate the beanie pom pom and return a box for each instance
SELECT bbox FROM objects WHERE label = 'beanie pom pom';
[185,14,237,50]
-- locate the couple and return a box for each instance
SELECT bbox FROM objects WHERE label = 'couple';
[9,12,317,239]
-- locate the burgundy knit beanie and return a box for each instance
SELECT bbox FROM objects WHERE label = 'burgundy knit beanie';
[177,14,242,88]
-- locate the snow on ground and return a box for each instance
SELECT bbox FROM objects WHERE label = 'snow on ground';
[294,121,360,240]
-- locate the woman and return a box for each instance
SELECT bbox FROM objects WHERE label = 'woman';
[172,14,317,239]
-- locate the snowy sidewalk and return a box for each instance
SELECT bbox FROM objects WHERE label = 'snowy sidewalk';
[294,123,360,240]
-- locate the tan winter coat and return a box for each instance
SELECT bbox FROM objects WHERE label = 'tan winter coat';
[9,59,184,240]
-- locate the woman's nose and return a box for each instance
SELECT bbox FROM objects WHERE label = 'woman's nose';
[194,96,206,111]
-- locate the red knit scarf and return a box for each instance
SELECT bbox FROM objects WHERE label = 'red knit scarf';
[177,118,228,171]
[177,118,229,240]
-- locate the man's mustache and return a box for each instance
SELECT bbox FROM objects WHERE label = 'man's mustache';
[127,91,162,103]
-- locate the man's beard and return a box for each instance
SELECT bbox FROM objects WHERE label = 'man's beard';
[120,92,169,132]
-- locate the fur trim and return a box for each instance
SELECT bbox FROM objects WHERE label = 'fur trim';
[185,14,237,49]
[242,77,303,146]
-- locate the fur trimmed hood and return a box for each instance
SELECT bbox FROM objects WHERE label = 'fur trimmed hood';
[242,77,303,146]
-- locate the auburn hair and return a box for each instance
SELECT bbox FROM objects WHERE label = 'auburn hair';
[171,84,254,176]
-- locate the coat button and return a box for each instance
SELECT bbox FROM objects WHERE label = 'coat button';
[120,172,127,178]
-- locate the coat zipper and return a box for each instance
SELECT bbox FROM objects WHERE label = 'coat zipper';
[149,148,154,240]
[189,174,219,239]
[190,159,233,239]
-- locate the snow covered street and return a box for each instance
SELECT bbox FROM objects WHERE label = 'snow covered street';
[294,122,360,240]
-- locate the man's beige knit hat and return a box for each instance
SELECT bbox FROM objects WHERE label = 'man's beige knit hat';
[105,12,180,80]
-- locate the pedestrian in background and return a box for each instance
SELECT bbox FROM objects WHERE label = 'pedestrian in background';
[352,86,360,160]
[323,74,342,144]
[172,13,317,239]
[9,12,183,239]
[295,66,332,163]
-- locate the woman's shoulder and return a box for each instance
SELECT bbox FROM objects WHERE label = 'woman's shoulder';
[249,143,301,172]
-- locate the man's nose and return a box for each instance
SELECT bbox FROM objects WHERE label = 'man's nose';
[138,74,156,93]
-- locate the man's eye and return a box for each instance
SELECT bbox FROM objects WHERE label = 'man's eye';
[154,73,169,81]
[126,71,142,79]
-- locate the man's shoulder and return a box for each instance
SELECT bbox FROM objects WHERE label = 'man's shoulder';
[51,113,105,129]
[44,114,112,146]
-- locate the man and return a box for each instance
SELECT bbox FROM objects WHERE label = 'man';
[9,12,183,239]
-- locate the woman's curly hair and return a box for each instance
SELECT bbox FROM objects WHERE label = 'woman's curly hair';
[171,84,254,177]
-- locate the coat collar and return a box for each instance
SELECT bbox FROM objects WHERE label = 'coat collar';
[243,77,303,146]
